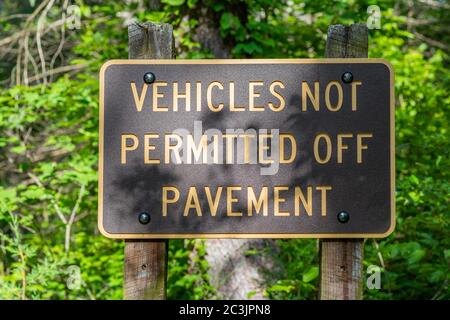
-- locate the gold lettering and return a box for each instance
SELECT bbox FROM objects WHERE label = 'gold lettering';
[184,187,202,216]
[165,134,182,164]
[207,81,224,112]
[249,81,264,111]
[162,186,180,217]
[351,81,362,111]
[247,187,268,216]
[153,81,168,112]
[357,133,373,163]
[258,134,273,164]
[302,81,320,111]
[173,82,191,112]
[196,81,202,111]
[224,134,238,164]
[121,134,138,164]
[130,82,147,112]
[227,186,242,216]
[242,134,255,164]
[205,187,223,217]
[314,134,332,164]
[274,186,289,216]
[144,133,160,164]
[316,186,332,216]
[325,81,343,111]
[294,186,312,216]
[186,134,208,164]
[280,134,297,164]
[268,81,286,111]
[230,82,245,112]
[337,133,353,163]
[212,134,220,164]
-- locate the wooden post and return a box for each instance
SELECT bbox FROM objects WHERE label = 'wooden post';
[123,22,174,300]
[319,23,368,300]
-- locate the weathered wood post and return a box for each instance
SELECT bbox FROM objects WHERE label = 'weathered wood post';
[319,23,368,300]
[123,22,174,300]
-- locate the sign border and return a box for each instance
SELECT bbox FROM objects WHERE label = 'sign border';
[98,58,395,239]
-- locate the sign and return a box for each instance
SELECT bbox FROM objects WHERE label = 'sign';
[98,59,395,238]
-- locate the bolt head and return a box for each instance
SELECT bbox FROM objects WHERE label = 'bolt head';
[143,72,155,84]
[138,212,151,224]
[341,72,353,84]
[337,211,350,223]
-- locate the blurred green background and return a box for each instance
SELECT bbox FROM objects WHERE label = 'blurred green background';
[0,0,448,300]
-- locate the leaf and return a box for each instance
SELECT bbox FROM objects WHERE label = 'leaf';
[302,267,319,283]
[186,0,197,8]
[20,187,46,200]
[162,0,185,6]
[10,145,26,155]
[0,188,17,207]
[407,249,426,265]
[244,249,258,256]
[268,284,295,293]
[444,249,450,261]
[409,175,419,185]
[220,12,241,31]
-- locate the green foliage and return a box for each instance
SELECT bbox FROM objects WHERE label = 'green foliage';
[363,19,450,299]
[168,240,215,299]
[0,73,124,299]
[265,240,318,299]
[0,0,448,300]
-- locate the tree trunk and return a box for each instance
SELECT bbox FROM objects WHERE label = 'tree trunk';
[205,239,278,299]
[191,14,275,300]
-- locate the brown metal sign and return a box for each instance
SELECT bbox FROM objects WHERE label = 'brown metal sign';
[98,59,395,239]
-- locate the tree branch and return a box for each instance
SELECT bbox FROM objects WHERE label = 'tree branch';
[65,183,86,253]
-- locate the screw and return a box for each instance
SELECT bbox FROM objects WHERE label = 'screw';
[138,212,151,224]
[337,211,350,223]
[341,71,353,84]
[143,72,155,84]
